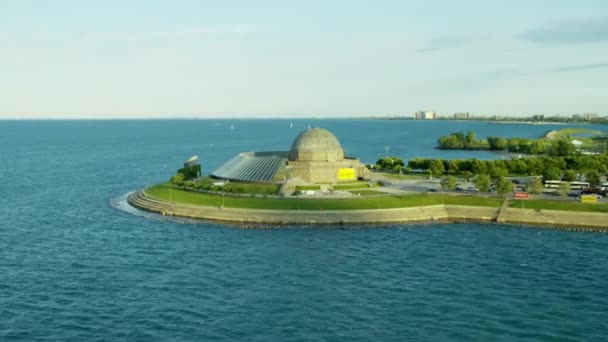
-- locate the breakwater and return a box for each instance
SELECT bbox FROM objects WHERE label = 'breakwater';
[127,190,607,231]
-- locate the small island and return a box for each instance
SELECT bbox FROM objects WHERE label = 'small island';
[128,128,608,230]
[436,128,608,155]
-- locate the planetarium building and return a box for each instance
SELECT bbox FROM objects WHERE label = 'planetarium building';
[211,128,370,184]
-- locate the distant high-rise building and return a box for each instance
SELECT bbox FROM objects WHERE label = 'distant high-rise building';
[453,112,470,119]
[583,113,599,121]
[532,115,544,121]
[415,111,435,120]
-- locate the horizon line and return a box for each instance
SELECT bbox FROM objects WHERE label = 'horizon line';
[1,113,606,120]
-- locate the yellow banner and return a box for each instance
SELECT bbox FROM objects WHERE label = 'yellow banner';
[581,195,598,204]
[338,168,355,180]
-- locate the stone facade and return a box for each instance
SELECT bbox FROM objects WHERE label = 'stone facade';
[211,127,371,184]
[286,159,370,183]
[285,128,370,183]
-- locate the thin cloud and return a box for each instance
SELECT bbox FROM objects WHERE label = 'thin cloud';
[475,61,608,82]
[550,61,608,73]
[518,17,608,45]
[416,34,490,53]
[100,25,259,41]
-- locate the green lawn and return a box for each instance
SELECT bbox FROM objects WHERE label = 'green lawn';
[147,183,501,210]
[544,128,605,149]
[295,185,321,191]
[510,199,608,213]
[221,182,280,195]
[333,183,374,190]
[550,128,602,138]
[378,172,427,180]
[442,195,503,207]
[349,189,385,196]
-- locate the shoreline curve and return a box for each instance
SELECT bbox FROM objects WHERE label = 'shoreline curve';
[127,189,608,232]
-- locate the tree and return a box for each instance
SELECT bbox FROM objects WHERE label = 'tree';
[487,136,507,150]
[170,173,185,185]
[375,156,404,171]
[562,169,577,182]
[508,159,528,175]
[437,134,463,149]
[542,167,561,182]
[490,167,508,184]
[550,138,576,156]
[465,131,476,149]
[496,176,513,195]
[441,176,457,191]
[461,171,473,182]
[471,159,488,175]
[393,164,403,173]
[558,182,570,197]
[448,160,460,174]
[518,140,531,154]
[475,174,491,192]
[429,159,445,177]
[529,141,546,155]
[526,178,543,195]
[507,138,521,152]
[586,170,601,186]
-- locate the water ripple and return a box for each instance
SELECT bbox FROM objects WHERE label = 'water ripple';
[3,120,608,341]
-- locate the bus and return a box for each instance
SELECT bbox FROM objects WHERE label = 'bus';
[544,180,590,190]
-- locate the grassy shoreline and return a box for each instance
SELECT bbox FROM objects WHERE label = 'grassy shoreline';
[510,199,608,213]
[146,183,503,210]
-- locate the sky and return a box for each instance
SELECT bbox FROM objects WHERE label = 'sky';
[1,0,607,119]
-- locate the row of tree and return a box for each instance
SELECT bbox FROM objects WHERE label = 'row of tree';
[441,175,580,197]
[437,131,481,149]
[437,131,579,156]
[439,174,514,194]
[407,154,607,184]
[374,154,607,185]
[374,156,406,173]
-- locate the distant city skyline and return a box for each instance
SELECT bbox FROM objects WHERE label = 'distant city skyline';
[1,0,607,119]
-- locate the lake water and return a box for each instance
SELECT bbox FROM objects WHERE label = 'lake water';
[1,119,608,341]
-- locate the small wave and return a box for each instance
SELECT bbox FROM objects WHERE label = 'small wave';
[110,191,199,225]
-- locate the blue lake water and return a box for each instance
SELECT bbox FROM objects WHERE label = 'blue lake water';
[1,119,608,341]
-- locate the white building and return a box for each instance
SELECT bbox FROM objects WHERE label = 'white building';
[415,111,436,120]
[571,139,583,148]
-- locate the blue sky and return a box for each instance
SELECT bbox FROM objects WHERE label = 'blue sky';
[1,0,607,118]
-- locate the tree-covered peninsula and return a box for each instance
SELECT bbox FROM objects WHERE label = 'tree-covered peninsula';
[436,128,607,156]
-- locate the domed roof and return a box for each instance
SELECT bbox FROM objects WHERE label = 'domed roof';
[289,128,344,162]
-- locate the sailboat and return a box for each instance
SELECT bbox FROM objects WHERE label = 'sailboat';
[290,122,293,128]
[230,123,234,131]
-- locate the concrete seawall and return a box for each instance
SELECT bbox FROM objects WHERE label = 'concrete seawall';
[127,190,607,231]
[499,207,608,230]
